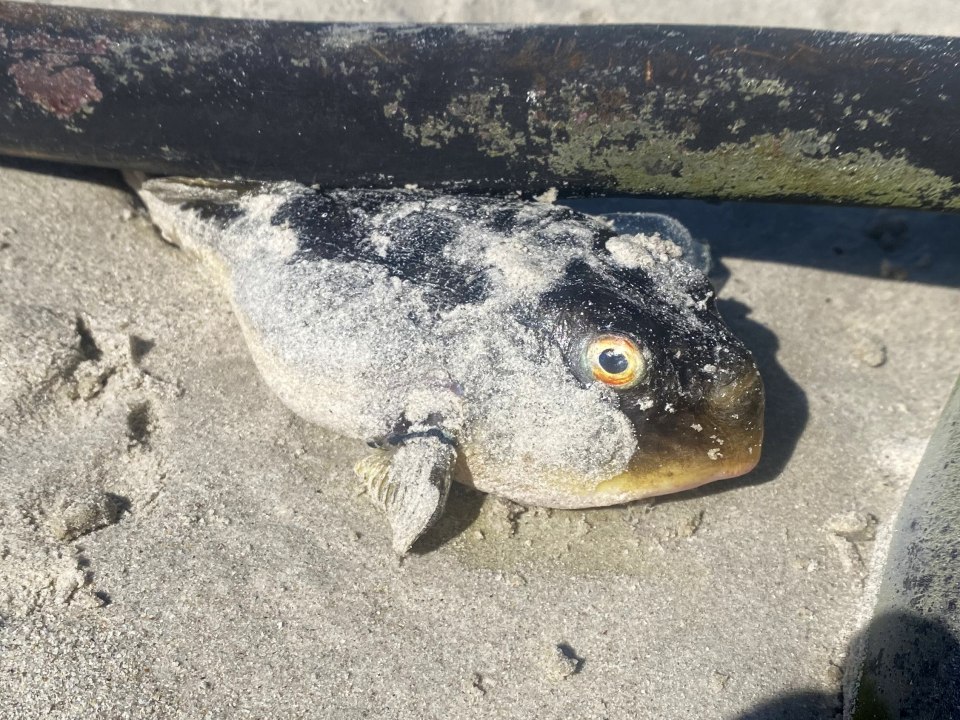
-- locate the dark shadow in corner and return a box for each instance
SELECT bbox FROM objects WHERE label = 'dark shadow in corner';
[732,610,960,720]
[848,610,960,720]
[732,691,841,720]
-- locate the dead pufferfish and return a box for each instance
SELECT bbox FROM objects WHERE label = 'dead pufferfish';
[132,176,764,554]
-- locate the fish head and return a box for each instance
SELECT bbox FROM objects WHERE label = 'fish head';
[460,244,764,508]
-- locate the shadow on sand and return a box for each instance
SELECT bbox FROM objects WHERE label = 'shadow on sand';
[715,294,808,490]
[0,155,126,188]
[733,610,960,720]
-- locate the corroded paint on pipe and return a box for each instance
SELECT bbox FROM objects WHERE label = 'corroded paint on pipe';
[1,2,959,209]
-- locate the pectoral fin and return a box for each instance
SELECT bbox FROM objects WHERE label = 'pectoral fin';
[355,437,455,555]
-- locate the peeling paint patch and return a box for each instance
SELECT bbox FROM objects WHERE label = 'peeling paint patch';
[5,31,108,120]
[8,58,103,119]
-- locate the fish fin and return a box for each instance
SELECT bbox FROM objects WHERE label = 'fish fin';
[354,450,393,491]
[129,176,273,254]
[132,175,266,206]
[355,437,455,555]
[599,212,712,274]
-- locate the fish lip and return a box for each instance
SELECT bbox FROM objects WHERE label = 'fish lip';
[590,447,762,505]
[593,374,766,505]
[455,434,763,509]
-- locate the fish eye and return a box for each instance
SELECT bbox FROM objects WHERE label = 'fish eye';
[582,334,647,390]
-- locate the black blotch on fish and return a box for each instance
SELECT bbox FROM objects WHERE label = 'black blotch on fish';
[272,190,491,312]
[267,190,630,315]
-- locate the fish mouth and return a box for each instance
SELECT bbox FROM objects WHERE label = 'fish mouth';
[457,368,764,509]
[593,365,765,504]
[592,440,761,503]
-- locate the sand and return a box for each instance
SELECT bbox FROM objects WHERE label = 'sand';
[2,2,960,719]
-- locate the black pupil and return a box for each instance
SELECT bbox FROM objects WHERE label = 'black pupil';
[598,348,630,374]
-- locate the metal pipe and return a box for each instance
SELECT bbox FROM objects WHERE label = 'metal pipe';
[1,2,959,208]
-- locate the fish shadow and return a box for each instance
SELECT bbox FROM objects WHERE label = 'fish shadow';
[413,483,486,555]
[714,294,808,491]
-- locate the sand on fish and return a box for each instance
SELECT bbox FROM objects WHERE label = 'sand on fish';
[2,2,960,719]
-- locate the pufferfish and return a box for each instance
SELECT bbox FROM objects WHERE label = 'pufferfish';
[131,176,764,553]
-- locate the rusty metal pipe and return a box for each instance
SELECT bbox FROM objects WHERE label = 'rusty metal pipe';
[1,2,959,209]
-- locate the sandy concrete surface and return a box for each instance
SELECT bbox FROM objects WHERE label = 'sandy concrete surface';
[30,0,960,35]
[2,2,960,719]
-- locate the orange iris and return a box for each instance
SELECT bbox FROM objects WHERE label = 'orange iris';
[584,334,646,389]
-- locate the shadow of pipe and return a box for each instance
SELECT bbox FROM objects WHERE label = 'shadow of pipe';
[564,196,960,289]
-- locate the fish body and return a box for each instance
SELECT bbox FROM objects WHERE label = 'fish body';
[135,178,763,552]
